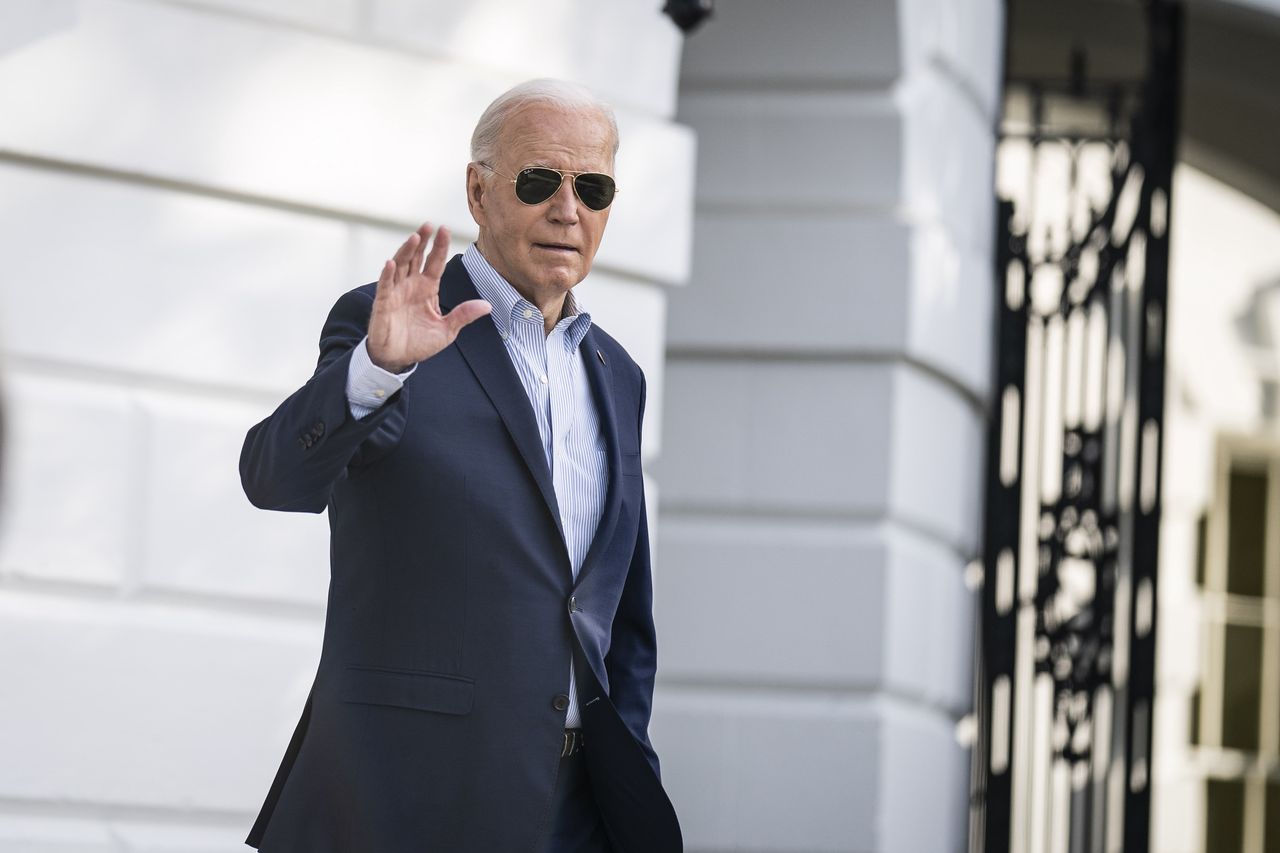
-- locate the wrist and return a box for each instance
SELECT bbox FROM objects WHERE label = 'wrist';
[370,354,412,375]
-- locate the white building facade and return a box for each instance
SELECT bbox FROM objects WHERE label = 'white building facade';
[0,2,1003,851]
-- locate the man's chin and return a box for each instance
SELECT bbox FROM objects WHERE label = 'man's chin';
[532,267,586,291]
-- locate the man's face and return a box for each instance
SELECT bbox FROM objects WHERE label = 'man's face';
[467,103,615,301]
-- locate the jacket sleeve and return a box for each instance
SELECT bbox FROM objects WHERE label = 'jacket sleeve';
[239,286,409,513]
[603,368,662,779]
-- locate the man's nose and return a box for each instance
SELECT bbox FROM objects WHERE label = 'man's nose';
[546,177,580,224]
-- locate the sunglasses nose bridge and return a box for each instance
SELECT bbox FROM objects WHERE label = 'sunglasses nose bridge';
[544,171,581,217]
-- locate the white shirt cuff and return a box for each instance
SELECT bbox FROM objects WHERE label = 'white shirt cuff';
[346,336,416,419]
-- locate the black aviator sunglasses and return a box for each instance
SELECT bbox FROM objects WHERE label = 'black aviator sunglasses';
[478,163,618,211]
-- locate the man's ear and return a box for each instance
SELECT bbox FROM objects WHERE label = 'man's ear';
[465,163,487,227]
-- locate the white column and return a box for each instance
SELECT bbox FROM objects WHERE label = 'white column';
[655,1,1004,850]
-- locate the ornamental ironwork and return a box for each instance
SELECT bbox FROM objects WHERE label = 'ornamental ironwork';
[969,2,1181,851]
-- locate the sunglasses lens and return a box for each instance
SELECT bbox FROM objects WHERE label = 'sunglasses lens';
[514,168,562,204]
[510,167,616,210]
[573,174,616,211]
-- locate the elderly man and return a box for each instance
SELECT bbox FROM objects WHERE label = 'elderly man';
[239,79,682,853]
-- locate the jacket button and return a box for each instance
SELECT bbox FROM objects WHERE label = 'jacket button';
[315,421,325,435]
[297,437,307,449]
[568,595,578,613]
[552,694,570,712]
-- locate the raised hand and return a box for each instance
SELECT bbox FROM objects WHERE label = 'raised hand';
[366,223,493,373]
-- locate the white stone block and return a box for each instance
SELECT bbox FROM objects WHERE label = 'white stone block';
[650,692,880,851]
[907,226,994,398]
[0,373,137,588]
[880,525,974,713]
[113,821,249,852]
[151,0,361,32]
[898,0,1006,119]
[0,589,322,812]
[0,815,250,853]
[367,0,684,118]
[655,517,887,688]
[0,815,114,853]
[678,90,903,209]
[900,67,999,254]
[670,211,992,399]
[669,212,912,353]
[657,360,981,551]
[655,516,973,713]
[606,113,697,284]
[0,0,77,56]
[0,0,693,285]
[877,700,968,852]
[653,360,894,514]
[139,392,331,607]
[888,365,984,552]
[679,0,902,88]
[0,163,349,395]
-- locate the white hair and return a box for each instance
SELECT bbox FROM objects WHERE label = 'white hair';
[470,78,619,165]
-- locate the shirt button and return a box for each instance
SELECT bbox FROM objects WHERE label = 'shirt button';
[552,694,570,712]
[539,374,548,384]
[523,307,533,319]
[373,389,386,398]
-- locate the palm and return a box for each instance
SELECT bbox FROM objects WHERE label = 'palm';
[367,224,492,373]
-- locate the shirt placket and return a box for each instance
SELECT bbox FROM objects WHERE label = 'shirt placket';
[548,327,577,559]
[512,307,554,470]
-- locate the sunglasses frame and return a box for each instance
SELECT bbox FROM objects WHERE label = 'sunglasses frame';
[476,162,619,211]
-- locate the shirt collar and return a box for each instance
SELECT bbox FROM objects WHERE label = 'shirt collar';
[462,243,593,350]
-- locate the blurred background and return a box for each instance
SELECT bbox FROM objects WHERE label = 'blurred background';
[1,1,1278,851]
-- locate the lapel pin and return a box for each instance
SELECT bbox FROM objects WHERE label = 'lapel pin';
[597,349,606,365]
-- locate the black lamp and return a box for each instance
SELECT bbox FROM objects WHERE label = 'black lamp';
[663,0,713,34]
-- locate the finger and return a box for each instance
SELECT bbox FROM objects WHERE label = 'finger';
[424,225,451,281]
[393,231,421,280]
[370,260,397,332]
[375,259,395,294]
[409,222,433,276]
[444,299,493,337]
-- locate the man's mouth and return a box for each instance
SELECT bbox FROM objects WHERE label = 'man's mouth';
[533,242,579,254]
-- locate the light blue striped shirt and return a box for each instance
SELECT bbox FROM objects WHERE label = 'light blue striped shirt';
[345,243,607,727]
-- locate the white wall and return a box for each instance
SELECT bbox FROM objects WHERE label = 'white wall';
[0,1,692,849]
[658,2,1004,851]
[1151,164,1280,853]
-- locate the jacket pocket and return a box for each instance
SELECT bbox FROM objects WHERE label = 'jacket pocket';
[340,664,475,715]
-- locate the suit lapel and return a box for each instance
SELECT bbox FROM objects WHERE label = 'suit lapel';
[439,257,569,564]
[574,325,623,589]
[438,255,626,589]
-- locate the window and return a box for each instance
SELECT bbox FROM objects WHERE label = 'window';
[1193,439,1280,853]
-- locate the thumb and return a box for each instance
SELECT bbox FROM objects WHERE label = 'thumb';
[445,299,493,336]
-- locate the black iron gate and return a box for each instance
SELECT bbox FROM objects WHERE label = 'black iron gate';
[969,2,1182,851]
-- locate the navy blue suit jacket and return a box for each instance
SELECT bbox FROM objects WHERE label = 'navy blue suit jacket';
[239,255,681,852]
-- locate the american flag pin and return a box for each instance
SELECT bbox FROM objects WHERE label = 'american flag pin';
[597,349,606,365]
